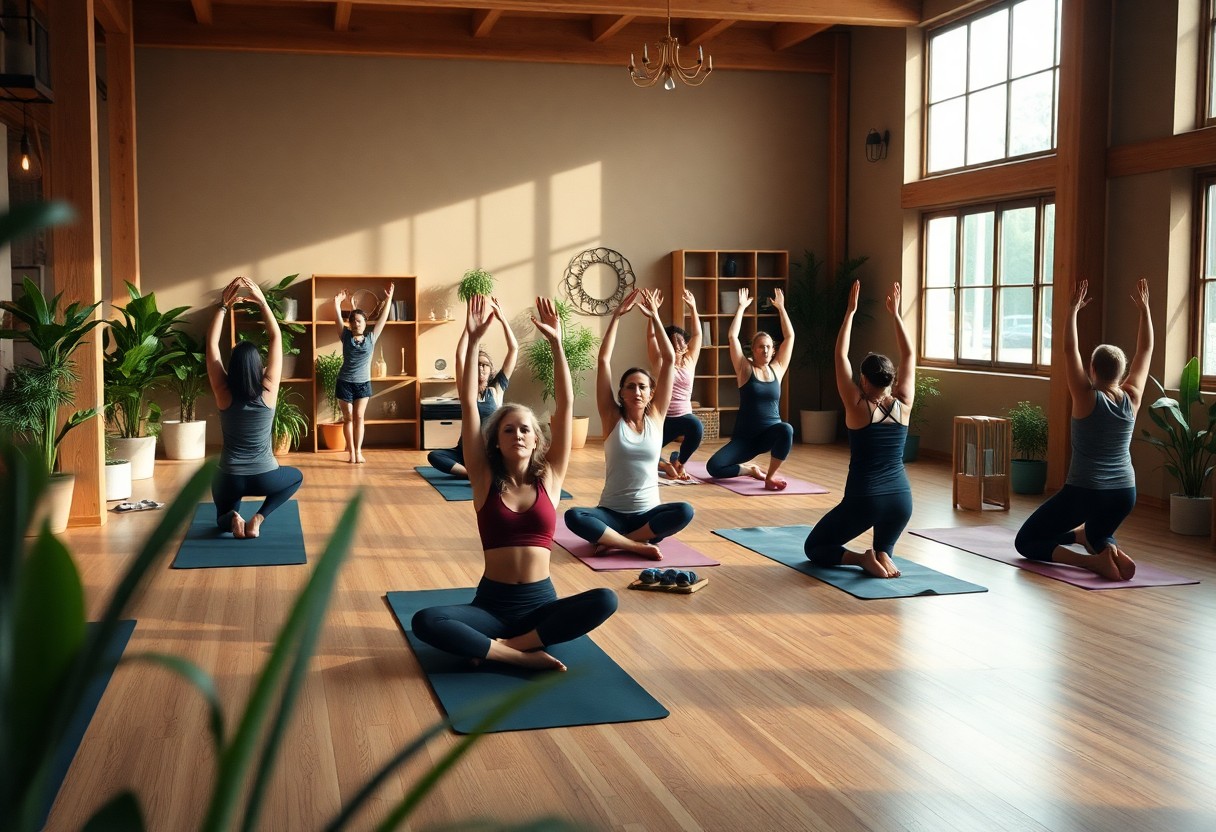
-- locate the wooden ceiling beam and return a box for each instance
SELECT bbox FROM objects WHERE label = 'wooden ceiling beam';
[771,23,831,51]
[472,8,502,38]
[684,18,735,48]
[190,0,213,25]
[96,0,130,34]
[334,2,352,32]
[591,14,634,43]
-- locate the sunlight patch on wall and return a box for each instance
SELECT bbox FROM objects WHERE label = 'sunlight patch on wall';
[550,163,602,251]
[377,216,413,274]
[480,182,535,271]
[416,199,477,290]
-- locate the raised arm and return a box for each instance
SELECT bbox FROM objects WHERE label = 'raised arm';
[534,297,573,492]
[459,296,497,503]
[770,288,795,380]
[728,288,755,383]
[645,304,662,370]
[206,278,242,408]
[596,289,638,430]
[888,283,916,407]
[490,296,519,381]
[684,289,703,368]
[835,281,861,408]
[1122,278,1154,410]
[243,277,281,406]
[453,325,469,387]
[641,290,676,417]
[332,290,347,330]
[370,282,395,342]
[1064,279,1093,404]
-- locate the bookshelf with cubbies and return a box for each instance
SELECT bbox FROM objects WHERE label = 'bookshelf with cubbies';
[670,250,790,437]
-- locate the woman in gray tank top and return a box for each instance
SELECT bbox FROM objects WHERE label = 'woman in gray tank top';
[206,277,303,539]
[1013,279,1152,580]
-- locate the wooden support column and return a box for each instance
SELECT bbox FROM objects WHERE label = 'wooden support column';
[1047,0,1111,490]
[828,31,849,270]
[106,1,140,299]
[49,0,106,526]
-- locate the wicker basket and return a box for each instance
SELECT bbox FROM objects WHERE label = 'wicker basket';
[692,407,719,441]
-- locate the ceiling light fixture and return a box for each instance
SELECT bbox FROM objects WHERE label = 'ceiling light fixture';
[628,0,712,91]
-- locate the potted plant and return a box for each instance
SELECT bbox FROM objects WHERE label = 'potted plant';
[240,274,306,377]
[1007,400,1048,494]
[103,282,188,480]
[272,386,310,455]
[787,250,872,443]
[104,435,132,502]
[903,371,941,463]
[1142,356,1216,535]
[160,328,209,460]
[0,264,103,534]
[457,267,496,302]
[314,350,346,451]
[522,300,599,448]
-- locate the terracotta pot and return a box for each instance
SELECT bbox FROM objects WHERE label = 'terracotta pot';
[273,434,292,456]
[319,421,347,451]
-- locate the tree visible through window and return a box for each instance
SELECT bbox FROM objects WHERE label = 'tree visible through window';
[922,199,1055,369]
[926,0,1062,174]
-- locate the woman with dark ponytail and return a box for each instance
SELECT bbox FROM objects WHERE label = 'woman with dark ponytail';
[803,281,914,578]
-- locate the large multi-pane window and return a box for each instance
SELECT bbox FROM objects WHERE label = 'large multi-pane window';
[1207,1,1216,122]
[922,198,1055,369]
[925,0,1062,174]
[1197,179,1216,376]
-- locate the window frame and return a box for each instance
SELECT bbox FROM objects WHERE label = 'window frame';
[923,0,1063,177]
[1202,0,1216,127]
[1193,172,1216,382]
[919,195,1056,374]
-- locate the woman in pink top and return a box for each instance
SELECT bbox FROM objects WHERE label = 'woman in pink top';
[647,289,704,480]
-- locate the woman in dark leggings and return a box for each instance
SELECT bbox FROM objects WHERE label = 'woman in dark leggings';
[705,287,795,490]
[804,280,913,578]
[206,277,303,539]
[426,296,518,478]
[1014,278,1152,580]
[646,289,704,481]
[411,296,616,671]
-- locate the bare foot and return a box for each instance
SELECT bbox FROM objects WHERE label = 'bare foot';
[624,540,663,560]
[245,514,264,539]
[844,549,894,578]
[510,650,567,671]
[659,459,679,479]
[347,454,357,464]
[672,461,692,481]
[491,639,568,671]
[764,475,788,491]
[875,551,901,578]
[745,464,766,481]
[230,512,246,539]
[356,453,367,464]
[1110,545,1136,581]
[1085,547,1124,581]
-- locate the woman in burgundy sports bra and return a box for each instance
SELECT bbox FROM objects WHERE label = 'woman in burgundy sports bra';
[411,295,617,671]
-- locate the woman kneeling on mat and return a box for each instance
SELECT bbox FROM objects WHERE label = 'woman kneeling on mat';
[411,296,617,671]
[1013,278,1151,580]
[705,287,795,489]
[565,289,694,560]
[426,296,518,479]
[646,289,704,480]
[207,277,303,539]
[804,281,913,578]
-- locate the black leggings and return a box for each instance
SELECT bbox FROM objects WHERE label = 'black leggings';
[705,422,794,478]
[211,466,303,528]
[563,502,695,544]
[804,490,914,565]
[427,443,465,476]
[661,414,704,465]
[1014,484,1137,561]
[411,577,618,659]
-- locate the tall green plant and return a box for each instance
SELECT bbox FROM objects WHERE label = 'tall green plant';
[315,351,344,423]
[166,329,209,422]
[103,282,189,438]
[522,300,599,402]
[908,372,941,435]
[1143,356,1216,497]
[239,273,305,358]
[1006,400,1048,460]
[457,268,496,302]
[272,386,310,451]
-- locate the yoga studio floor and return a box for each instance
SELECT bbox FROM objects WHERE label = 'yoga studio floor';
[50,439,1216,831]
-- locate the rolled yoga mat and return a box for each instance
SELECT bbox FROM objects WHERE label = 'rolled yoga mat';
[909,525,1200,590]
[713,525,988,599]
[415,466,572,502]
[172,501,307,569]
[684,461,829,496]
[386,588,668,733]
[553,514,720,571]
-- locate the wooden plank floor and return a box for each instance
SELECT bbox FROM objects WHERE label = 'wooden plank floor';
[48,439,1216,831]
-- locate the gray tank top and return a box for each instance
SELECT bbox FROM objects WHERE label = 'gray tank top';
[599,414,661,513]
[1066,390,1135,490]
[219,397,278,475]
[338,328,376,383]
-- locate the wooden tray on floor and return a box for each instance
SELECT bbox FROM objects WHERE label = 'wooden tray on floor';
[627,577,708,594]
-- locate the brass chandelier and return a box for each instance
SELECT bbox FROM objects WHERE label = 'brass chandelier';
[628,0,713,91]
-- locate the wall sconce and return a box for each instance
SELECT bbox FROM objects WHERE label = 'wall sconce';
[865,128,890,163]
[8,103,42,181]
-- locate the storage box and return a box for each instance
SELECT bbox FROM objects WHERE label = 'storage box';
[423,419,462,450]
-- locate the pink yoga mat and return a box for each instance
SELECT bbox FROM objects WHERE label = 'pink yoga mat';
[909,525,1199,590]
[553,516,720,571]
[683,461,829,496]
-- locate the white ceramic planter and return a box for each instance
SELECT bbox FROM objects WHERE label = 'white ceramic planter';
[800,409,839,444]
[281,351,298,380]
[281,297,299,322]
[1169,494,1212,536]
[109,435,156,480]
[28,473,75,536]
[161,419,207,460]
[106,461,133,502]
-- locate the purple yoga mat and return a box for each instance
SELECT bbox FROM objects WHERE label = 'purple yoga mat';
[553,516,720,571]
[683,461,829,496]
[909,525,1199,590]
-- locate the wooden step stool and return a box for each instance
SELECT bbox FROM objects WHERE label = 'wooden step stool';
[952,416,1011,511]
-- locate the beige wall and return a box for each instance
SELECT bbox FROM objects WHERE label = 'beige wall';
[134,49,830,437]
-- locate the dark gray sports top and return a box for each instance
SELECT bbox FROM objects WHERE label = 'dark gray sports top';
[338,328,376,383]
[219,397,277,475]
[1066,390,1135,490]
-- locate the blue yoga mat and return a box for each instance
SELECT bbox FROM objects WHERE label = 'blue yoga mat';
[713,525,988,599]
[38,619,136,829]
[386,588,668,733]
[415,466,572,501]
[172,501,307,568]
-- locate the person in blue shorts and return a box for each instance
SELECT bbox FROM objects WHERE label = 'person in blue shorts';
[331,284,394,464]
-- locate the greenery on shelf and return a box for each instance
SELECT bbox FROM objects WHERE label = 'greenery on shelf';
[166,329,209,422]
[786,250,873,411]
[238,273,305,359]
[1142,356,1216,497]
[272,386,310,453]
[908,372,941,435]
[522,300,599,403]
[315,351,344,423]
[1007,400,1048,460]
[457,268,496,302]
[103,282,188,438]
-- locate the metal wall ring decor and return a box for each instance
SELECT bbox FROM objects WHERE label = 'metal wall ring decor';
[561,247,636,316]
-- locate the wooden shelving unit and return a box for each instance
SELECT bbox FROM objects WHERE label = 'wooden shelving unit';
[670,250,790,437]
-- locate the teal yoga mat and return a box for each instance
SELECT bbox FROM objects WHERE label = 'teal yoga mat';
[386,588,668,733]
[38,619,136,829]
[172,501,307,568]
[713,525,988,599]
[415,466,572,501]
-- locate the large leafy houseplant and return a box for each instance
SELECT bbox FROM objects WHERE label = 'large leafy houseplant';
[522,300,598,403]
[103,282,189,438]
[165,329,209,422]
[1007,400,1048,460]
[908,372,941,436]
[1142,356,1216,497]
[239,273,305,362]
[315,350,344,423]
[272,386,310,453]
